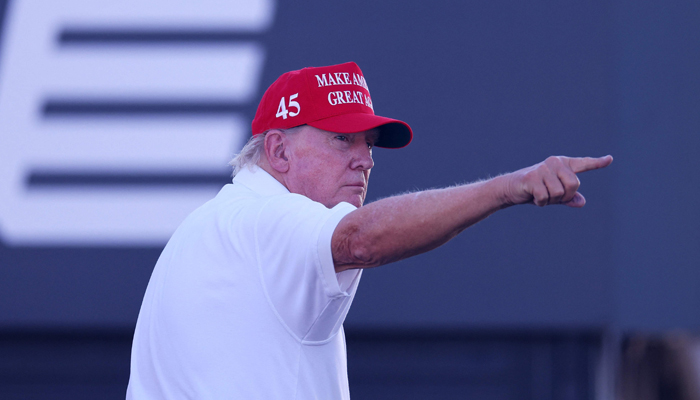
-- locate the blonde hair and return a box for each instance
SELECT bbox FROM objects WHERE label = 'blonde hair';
[229,133,267,178]
[229,126,302,178]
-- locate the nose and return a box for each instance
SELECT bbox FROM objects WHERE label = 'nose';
[351,145,374,171]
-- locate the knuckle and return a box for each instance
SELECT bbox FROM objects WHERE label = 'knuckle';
[533,191,548,206]
[567,176,581,191]
[545,156,561,166]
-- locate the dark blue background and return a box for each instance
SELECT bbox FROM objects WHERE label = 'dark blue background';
[0,0,698,334]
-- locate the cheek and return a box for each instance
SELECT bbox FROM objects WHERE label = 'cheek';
[291,157,326,183]
[297,165,337,197]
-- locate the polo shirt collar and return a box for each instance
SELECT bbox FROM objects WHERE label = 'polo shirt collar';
[232,166,290,197]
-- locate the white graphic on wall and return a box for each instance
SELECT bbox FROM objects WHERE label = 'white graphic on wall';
[0,0,275,245]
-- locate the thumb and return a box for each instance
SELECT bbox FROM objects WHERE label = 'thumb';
[563,192,586,208]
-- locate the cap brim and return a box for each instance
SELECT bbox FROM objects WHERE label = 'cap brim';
[307,113,412,149]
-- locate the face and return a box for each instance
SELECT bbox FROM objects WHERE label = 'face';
[283,125,378,208]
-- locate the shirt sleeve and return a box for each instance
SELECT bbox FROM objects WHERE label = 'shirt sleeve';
[253,193,361,342]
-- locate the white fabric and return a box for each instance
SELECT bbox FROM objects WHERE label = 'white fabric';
[127,167,361,399]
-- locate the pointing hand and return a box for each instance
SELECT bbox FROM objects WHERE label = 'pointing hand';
[502,155,613,208]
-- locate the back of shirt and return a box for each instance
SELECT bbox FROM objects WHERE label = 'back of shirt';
[127,168,361,399]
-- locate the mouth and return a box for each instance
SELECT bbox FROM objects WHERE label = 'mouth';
[345,183,366,190]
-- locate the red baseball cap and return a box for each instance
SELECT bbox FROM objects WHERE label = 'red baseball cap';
[251,62,412,148]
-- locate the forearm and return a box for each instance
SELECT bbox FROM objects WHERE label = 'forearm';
[331,154,612,271]
[332,175,511,271]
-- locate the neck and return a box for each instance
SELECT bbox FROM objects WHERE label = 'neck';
[257,158,289,191]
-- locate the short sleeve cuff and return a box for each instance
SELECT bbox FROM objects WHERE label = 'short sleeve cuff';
[316,201,357,298]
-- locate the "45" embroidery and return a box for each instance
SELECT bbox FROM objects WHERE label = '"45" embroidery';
[276,93,300,119]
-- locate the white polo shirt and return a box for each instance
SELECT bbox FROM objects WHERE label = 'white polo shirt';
[127,167,362,399]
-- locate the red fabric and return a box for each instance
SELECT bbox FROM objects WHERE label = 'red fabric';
[251,62,412,148]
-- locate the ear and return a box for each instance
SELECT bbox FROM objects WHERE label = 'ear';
[264,130,290,173]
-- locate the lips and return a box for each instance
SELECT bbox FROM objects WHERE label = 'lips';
[344,183,366,194]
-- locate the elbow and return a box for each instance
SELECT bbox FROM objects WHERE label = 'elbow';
[349,239,378,267]
[333,223,381,270]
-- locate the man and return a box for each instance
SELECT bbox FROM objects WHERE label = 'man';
[126,62,612,399]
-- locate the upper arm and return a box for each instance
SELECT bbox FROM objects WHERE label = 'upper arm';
[331,213,359,272]
[331,208,380,272]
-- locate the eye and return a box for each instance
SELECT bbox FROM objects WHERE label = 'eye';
[366,141,374,149]
[335,135,349,142]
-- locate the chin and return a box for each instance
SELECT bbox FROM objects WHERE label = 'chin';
[346,196,364,208]
[338,189,365,208]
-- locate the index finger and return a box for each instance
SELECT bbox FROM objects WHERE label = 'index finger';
[567,155,613,174]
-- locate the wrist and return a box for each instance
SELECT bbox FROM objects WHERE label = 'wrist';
[488,174,516,209]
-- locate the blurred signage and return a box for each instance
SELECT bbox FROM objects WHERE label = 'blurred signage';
[0,0,274,245]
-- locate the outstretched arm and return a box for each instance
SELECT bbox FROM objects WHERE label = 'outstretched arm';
[332,155,612,272]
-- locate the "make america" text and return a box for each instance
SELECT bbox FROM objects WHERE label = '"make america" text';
[315,73,369,91]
